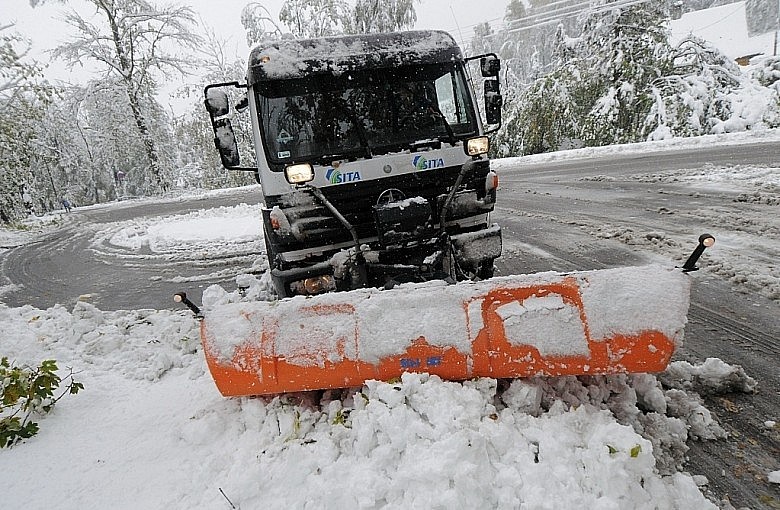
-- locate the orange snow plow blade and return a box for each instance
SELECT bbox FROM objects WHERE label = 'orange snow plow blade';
[200,265,691,397]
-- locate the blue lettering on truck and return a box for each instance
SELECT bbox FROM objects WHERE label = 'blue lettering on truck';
[413,155,445,170]
[399,356,443,369]
[326,168,362,184]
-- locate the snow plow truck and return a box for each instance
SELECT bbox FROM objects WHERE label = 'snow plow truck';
[189,30,713,397]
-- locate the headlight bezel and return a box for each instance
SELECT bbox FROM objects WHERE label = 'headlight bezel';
[284,163,315,185]
[464,136,490,157]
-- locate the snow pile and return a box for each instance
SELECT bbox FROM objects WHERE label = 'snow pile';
[1,303,200,381]
[98,203,263,256]
[240,373,712,509]
[492,128,780,169]
[81,203,267,285]
[1,296,726,508]
[659,358,758,395]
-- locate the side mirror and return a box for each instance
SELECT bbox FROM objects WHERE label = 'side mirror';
[484,79,502,126]
[205,87,240,168]
[481,56,500,78]
[213,118,240,167]
[205,88,230,117]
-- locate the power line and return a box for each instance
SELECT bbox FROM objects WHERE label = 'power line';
[681,3,743,33]
[495,0,655,37]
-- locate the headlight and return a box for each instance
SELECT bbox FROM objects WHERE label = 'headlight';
[464,136,490,156]
[284,163,314,184]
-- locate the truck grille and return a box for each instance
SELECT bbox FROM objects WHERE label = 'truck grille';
[268,160,490,251]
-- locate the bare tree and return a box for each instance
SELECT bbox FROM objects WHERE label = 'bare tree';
[53,0,201,193]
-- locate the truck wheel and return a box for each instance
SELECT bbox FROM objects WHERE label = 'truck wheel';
[476,260,495,280]
[264,230,289,298]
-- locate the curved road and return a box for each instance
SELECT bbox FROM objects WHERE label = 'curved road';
[1,142,778,507]
[0,186,264,311]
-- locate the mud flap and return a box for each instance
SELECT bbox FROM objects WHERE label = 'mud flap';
[450,224,502,273]
[200,265,690,397]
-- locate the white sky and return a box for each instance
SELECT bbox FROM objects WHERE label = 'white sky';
[4,1,508,77]
[4,0,775,111]
[3,0,509,112]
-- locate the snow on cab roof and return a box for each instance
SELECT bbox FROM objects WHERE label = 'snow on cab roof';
[248,30,462,83]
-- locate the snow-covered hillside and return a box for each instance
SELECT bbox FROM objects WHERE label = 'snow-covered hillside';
[670,1,775,60]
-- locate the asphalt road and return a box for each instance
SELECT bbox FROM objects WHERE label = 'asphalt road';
[0,187,264,311]
[493,142,779,509]
[1,142,778,507]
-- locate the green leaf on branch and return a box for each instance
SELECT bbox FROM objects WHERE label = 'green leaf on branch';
[0,357,83,448]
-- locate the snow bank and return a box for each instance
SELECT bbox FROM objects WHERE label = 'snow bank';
[659,358,758,394]
[0,298,756,509]
[0,303,200,381]
[492,128,780,170]
[96,203,263,255]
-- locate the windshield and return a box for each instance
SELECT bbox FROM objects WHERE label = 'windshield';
[256,63,478,165]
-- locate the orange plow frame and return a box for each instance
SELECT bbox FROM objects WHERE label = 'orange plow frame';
[200,265,690,397]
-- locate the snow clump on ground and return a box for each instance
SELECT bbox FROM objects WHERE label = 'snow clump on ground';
[0,294,760,509]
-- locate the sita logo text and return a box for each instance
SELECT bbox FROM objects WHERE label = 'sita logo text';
[413,155,445,170]
[325,168,362,184]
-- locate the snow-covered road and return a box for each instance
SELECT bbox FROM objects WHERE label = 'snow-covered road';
[490,136,780,508]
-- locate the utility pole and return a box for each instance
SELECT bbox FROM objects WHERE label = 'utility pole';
[772,0,780,57]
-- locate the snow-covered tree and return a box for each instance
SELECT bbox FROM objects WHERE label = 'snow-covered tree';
[655,37,780,136]
[242,3,283,47]
[577,2,673,145]
[0,25,55,223]
[494,2,674,154]
[470,22,494,56]
[52,0,200,194]
[29,79,173,207]
[344,0,418,34]
[493,0,780,156]
[279,0,346,38]
[244,0,419,43]
[505,0,526,21]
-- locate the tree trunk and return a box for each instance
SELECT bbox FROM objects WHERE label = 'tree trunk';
[125,84,167,192]
[100,0,168,193]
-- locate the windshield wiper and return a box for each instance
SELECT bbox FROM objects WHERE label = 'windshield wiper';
[313,146,371,165]
[429,106,458,146]
[334,98,373,159]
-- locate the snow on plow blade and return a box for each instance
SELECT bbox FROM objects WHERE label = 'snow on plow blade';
[200,265,690,397]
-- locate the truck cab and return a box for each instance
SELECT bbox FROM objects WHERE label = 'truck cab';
[205,30,503,298]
